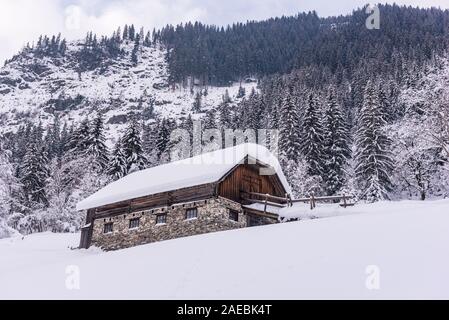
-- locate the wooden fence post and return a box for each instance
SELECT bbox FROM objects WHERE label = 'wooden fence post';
[264,194,268,214]
[310,193,314,210]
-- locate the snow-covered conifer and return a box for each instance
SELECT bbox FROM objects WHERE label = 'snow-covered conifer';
[322,87,351,195]
[86,113,109,172]
[300,92,325,177]
[355,81,394,202]
[20,142,49,207]
[278,84,300,163]
[121,120,147,173]
[108,140,128,181]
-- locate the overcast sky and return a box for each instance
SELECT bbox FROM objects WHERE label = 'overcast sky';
[0,0,448,64]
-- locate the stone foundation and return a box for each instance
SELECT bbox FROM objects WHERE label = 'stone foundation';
[247,213,278,227]
[91,197,247,251]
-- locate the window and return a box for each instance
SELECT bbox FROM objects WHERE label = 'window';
[156,214,167,225]
[104,223,113,234]
[229,210,239,222]
[186,208,198,220]
[129,218,140,229]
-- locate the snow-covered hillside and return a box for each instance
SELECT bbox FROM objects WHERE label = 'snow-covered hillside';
[0,40,256,141]
[1,200,448,300]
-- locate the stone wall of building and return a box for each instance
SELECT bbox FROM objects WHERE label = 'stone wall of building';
[246,213,278,227]
[91,197,247,251]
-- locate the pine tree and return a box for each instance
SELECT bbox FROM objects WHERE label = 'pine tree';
[131,34,140,65]
[179,114,194,157]
[121,120,147,173]
[142,123,159,167]
[32,122,45,145]
[278,84,300,163]
[67,118,90,159]
[218,102,232,130]
[234,98,248,129]
[129,25,136,41]
[59,39,67,55]
[139,27,145,43]
[20,142,49,206]
[245,89,262,130]
[11,123,30,163]
[192,92,202,113]
[156,118,172,161]
[60,122,72,154]
[355,81,394,202]
[45,116,62,161]
[300,92,325,177]
[115,27,122,42]
[144,31,152,46]
[180,114,194,134]
[222,90,232,104]
[202,108,221,152]
[378,80,398,122]
[203,109,217,129]
[268,97,281,130]
[322,87,351,195]
[108,140,128,181]
[123,25,129,40]
[237,85,246,99]
[86,113,109,172]
[44,123,54,160]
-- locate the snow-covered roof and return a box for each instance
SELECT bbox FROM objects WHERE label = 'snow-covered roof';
[77,143,291,211]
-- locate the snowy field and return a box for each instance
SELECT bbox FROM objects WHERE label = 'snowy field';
[1,200,448,300]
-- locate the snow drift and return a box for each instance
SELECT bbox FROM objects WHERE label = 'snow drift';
[1,199,448,300]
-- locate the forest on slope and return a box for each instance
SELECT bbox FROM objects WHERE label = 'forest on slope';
[1,4,449,237]
[157,4,449,84]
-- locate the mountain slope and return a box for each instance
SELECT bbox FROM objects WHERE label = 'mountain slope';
[1,200,448,300]
[1,6,449,238]
[0,40,255,140]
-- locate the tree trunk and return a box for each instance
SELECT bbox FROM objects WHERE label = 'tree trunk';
[420,191,426,201]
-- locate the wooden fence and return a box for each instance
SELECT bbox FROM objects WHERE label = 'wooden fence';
[241,191,355,212]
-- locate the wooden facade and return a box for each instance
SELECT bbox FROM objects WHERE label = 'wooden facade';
[218,163,286,203]
[93,183,216,219]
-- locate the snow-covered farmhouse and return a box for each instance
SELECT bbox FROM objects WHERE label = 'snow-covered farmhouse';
[77,144,291,250]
